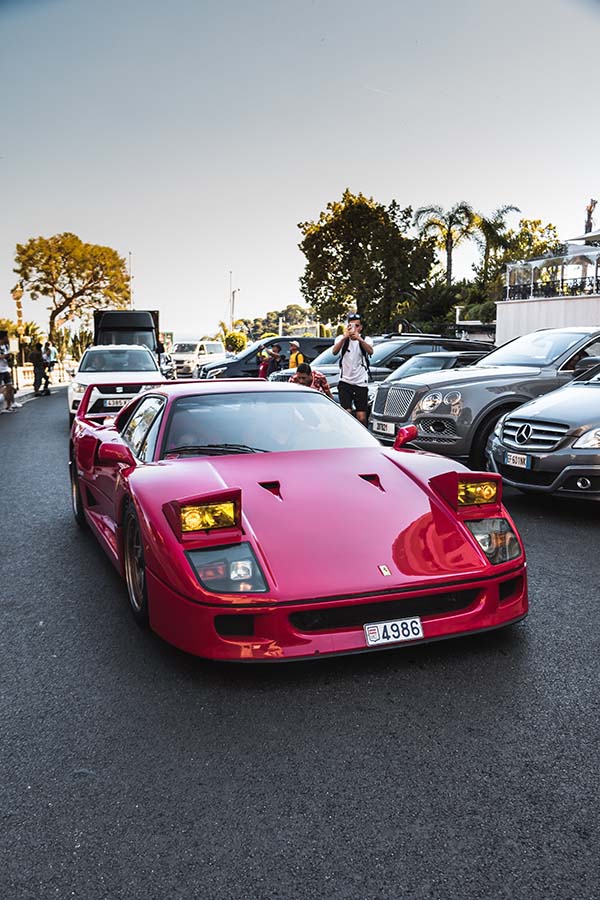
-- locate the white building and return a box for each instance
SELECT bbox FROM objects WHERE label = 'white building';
[496,230,600,345]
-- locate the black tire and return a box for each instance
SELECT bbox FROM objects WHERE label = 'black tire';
[123,506,150,628]
[70,461,87,528]
[69,413,75,428]
[469,409,513,470]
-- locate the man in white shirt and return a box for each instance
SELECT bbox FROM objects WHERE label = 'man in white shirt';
[332,313,374,425]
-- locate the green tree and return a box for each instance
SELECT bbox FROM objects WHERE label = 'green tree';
[299,190,434,332]
[472,205,520,287]
[414,202,475,287]
[14,232,130,336]
[225,330,247,352]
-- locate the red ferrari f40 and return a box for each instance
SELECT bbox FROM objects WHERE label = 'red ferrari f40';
[69,380,528,661]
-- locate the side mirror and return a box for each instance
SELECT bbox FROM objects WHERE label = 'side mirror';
[393,425,418,450]
[97,441,135,466]
[574,356,600,373]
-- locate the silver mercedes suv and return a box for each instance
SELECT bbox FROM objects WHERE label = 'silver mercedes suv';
[369,327,600,467]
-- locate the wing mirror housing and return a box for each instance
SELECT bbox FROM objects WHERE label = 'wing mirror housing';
[393,425,418,450]
[97,442,135,466]
[574,356,600,373]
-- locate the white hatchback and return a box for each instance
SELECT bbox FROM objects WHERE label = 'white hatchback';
[68,345,165,424]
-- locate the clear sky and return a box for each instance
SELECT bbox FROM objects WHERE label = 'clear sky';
[2,0,600,337]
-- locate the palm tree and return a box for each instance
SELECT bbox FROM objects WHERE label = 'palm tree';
[473,205,520,287]
[414,202,475,287]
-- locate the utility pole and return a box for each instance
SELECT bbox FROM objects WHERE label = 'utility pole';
[128,252,134,309]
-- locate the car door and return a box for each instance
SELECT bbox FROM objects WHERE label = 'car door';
[96,395,166,523]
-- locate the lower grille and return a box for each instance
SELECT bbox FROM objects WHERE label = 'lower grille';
[290,589,479,632]
[497,464,556,486]
[419,418,459,437]
[268,371,290,382]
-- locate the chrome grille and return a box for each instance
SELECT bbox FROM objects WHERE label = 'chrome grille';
[268,371,290,382]
[502,417,570,452]
[94,384,144,395]
[373,386,388,415]
[384,387,416,419]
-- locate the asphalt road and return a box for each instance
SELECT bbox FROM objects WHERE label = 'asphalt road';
[1,390,599,900]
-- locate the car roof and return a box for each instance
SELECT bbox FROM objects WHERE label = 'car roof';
[534,326,600,334]
[85,344,154,352]
[142,379,315,398]
[411,350,487,359]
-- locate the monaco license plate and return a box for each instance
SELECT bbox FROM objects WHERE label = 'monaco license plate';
[373,420,395,436]
[504,451,531,469]
[105,398,128,408]
[364,616,424,647]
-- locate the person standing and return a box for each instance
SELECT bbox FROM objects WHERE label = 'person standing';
[288,341,304,369]
[0,330,21,412]
[331,313,373,425]
[29,343,50,396]
[289,362,333,398]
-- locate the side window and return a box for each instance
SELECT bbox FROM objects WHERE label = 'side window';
[138,408,164,462]
[122,396,165,458]
[401,343,437,358]
[562,339,600,371]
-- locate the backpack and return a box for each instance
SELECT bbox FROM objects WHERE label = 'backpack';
[339,338,371,379]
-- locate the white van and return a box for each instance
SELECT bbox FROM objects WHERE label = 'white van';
[170,340,227,378]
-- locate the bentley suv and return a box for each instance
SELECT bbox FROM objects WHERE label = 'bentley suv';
[369,327,600,467]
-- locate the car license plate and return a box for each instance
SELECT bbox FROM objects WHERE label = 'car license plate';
[504,451,531,469]
[105,398,128,408]
[373,420,395,436]
[364,616,423,646]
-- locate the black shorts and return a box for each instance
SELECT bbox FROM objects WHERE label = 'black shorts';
[338,381,368,412]
[0,371,12,386]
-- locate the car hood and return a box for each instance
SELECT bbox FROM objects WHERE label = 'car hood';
[141,448,490,602]
[503,382,600,428]
[74,371,165,384]
[398,365,541,389]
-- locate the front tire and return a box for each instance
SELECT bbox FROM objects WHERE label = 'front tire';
[70,462,87,528]
[470,410,511,470]
[123,506,150,628]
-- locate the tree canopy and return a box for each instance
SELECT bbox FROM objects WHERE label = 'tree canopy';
[414,202,475,287]
[14,232,130,336]
[298,190,435,333]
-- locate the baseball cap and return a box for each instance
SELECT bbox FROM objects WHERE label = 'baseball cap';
[290,340,300,348]
[347,313,361,321]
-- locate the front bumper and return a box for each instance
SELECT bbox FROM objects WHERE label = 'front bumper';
[147,565,528,661]
[487,434,600,500]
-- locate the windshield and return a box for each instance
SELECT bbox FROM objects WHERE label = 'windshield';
[79,348,159,372]
[172,343,198,354]
[162,391,380,456]
[203,343,223,354]
[312,340,405,369]
[476,332,584,367]
[97,331,156,351]
[385,355,446,382]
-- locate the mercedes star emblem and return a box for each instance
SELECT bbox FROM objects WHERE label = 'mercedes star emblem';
[515,423,532,445]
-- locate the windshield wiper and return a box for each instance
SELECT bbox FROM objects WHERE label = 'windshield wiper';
[167,443,270,456]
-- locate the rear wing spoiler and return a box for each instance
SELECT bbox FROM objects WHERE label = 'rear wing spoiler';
[74,383,141,424]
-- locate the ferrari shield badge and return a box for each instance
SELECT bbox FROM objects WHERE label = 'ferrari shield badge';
[378,565,392,577]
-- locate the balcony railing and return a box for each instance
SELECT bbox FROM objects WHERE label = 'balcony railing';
[507,275,599,301]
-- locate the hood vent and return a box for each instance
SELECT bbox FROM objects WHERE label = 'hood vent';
[359,473,384,492]
[259,480,282,499]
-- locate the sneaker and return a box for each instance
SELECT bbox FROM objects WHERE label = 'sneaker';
[11,402,23,408]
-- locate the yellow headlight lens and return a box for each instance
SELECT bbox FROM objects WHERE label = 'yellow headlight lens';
[180,501,237,532]
[458,480,498,506]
